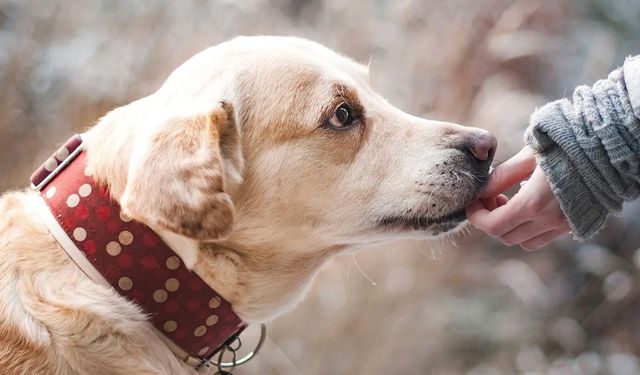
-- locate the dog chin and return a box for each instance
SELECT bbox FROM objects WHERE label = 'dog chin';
[377,209,467,236]
[429,218,468,237]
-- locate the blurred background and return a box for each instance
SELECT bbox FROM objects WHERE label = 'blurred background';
[2,0,640,374]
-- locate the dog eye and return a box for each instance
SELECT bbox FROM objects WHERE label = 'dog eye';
[326,103,357,129]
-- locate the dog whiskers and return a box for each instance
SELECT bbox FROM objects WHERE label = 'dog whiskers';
[415,239,443,260]
[425,185,443,219]
[351,254,377,286]
[458,169,489,185]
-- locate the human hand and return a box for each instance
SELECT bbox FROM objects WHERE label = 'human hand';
[465,146,571,250]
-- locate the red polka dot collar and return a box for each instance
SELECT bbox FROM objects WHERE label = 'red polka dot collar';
[30,135,250,371]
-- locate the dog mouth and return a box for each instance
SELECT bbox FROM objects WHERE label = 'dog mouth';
[375,163,489,235]
[378,209,467,232]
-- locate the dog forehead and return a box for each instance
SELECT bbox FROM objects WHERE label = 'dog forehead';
[219,38,370,140]
[202,36,369,92]
[158,37,372,143]
[160,36,369,107]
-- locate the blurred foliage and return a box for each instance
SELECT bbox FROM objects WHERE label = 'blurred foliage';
[2,0,640,374]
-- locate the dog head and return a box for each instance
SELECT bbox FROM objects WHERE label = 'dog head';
[85,36,495,320]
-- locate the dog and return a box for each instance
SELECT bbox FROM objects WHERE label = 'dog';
[0,36,496,374]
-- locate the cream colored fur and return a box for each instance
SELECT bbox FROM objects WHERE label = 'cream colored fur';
[0,36,492,374]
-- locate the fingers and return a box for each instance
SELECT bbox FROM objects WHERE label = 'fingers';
[499,220,537,246]
[467,197,530,237]
[495,194,509,207]
[481,196,498,211]
[466,199,486,218]
[480,194,509,211]
[520,227,571,251]
[500,218,568,246]
[480,146,537,198]
[468,165,570,250]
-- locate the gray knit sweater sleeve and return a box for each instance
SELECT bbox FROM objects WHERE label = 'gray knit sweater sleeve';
[525,57,640,240]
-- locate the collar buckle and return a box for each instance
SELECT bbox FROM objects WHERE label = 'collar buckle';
[198,324,267,374]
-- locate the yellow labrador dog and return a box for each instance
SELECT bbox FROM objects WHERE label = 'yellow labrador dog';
[0,36,495,374]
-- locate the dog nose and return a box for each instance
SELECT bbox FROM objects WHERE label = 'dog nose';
[467,131,497,164]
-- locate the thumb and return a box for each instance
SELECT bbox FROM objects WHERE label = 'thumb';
[480,146,537,198]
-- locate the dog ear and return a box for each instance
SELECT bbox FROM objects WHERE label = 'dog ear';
[120,102,242,241]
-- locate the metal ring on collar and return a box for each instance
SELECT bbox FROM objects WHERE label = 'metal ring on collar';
[207,324,267,370]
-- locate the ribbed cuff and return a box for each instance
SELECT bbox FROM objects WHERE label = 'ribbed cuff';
[526,104,610,241]
[523,60,640,241]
